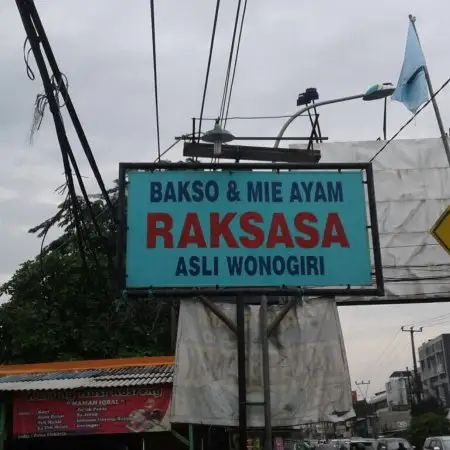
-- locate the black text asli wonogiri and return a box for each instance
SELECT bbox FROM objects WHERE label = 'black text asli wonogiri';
[146,211,349,249]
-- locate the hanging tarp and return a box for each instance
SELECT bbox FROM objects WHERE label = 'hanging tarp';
[319,138,450,303]
[170,298,353,427]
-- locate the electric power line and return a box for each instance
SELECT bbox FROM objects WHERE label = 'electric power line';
[149,0,161,161]
[370,76,450,162]
[153,139,182,162]
[381,341,410,369]
[219,0,243,122]
[373,330,401,366]
[359,329,406,383]
[198,0,222,141]
[223,0,249,126]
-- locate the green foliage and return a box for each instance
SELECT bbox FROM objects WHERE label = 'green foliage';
[411,397,447,417]
[408,413,450,449]
[0,184,171,364]
[354,400,370,418]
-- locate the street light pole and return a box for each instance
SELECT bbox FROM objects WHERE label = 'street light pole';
[273,94,365,148]
[274,84,395,148]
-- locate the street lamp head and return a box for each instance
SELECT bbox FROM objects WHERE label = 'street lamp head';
[297,87,319,107]
[201,119,235,156]
[363,83,396,101]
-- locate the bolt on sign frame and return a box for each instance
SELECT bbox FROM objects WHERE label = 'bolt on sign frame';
[116,161,384,450]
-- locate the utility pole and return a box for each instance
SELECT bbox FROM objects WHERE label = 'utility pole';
[405,366,413,407]
[355,381,374,438]
[401,326,423,403]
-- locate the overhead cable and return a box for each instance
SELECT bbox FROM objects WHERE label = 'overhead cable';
[223,0,249,126]
[198,0,222,141]
[17,2,87,268]
[149,0,161,161]
[360,329,401,381]
[24,0,114,215]
[153,139,182,162]
[370,76,450,163]
[219,0,243,122]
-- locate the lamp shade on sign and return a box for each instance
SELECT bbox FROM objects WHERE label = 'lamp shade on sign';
[201,120,235,156]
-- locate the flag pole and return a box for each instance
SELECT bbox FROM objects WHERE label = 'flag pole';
[409,14,450,165]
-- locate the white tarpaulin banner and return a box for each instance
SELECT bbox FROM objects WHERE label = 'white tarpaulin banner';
[170,298,353,427]
[319,138,450,302]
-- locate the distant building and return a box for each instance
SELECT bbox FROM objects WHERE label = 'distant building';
[369,388,411,435]
[386,371,411,411]
[418,333,450,406]
[369,390,388,412]
[377,409,411,434]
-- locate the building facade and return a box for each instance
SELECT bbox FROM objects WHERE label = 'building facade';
[386,371,411,411]
[418,333,450,406]
[369,388,411,435]
[369,390,388,412]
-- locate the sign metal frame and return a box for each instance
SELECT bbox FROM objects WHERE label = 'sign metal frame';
[116,161,384,299]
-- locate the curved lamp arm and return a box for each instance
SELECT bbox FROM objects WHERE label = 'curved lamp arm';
[273,93,365,148]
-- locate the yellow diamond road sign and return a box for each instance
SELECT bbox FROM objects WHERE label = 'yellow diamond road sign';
[430,206,450,255]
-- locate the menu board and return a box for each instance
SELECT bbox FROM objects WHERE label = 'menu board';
[13,386,171,439]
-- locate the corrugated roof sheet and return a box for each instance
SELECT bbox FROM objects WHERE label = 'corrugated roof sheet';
[0,363,174,391]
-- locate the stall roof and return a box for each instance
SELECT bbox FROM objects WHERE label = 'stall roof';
[0,355,174,391]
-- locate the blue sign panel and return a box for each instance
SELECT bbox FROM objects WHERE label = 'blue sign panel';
[125,170,371,288]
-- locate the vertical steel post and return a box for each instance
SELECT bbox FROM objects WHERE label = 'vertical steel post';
[260,296,272,450]
[236,296,247,450]
[189,424,194,450]
[170,304,177,353]
[192,118,197,143]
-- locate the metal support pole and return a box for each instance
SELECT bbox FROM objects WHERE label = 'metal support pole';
[409,14,450,165]
[198,296,237,334]
[273,94,365,148]
[189,424,194,450]
[401,326,423,403]
[192,118,197,143]
[260,296,272,450]
[236,296,247,450]
[170,303,177,352]
[267,297,298,337]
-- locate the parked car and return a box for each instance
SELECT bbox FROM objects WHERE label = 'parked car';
[376,438,413,450]
[423,437,450,450]
[349,439,376,450]
[329,438,376,450]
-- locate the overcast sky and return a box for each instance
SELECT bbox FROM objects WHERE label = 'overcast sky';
[2,0,450,395]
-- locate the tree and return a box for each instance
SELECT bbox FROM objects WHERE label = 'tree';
[411,397,446,417]
[408,412,450,449]
[0,183,172,364]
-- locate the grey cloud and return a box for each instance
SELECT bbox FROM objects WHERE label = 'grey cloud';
[2,0,450,390]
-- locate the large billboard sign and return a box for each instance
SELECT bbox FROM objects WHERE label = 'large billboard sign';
[117,162,383,298]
